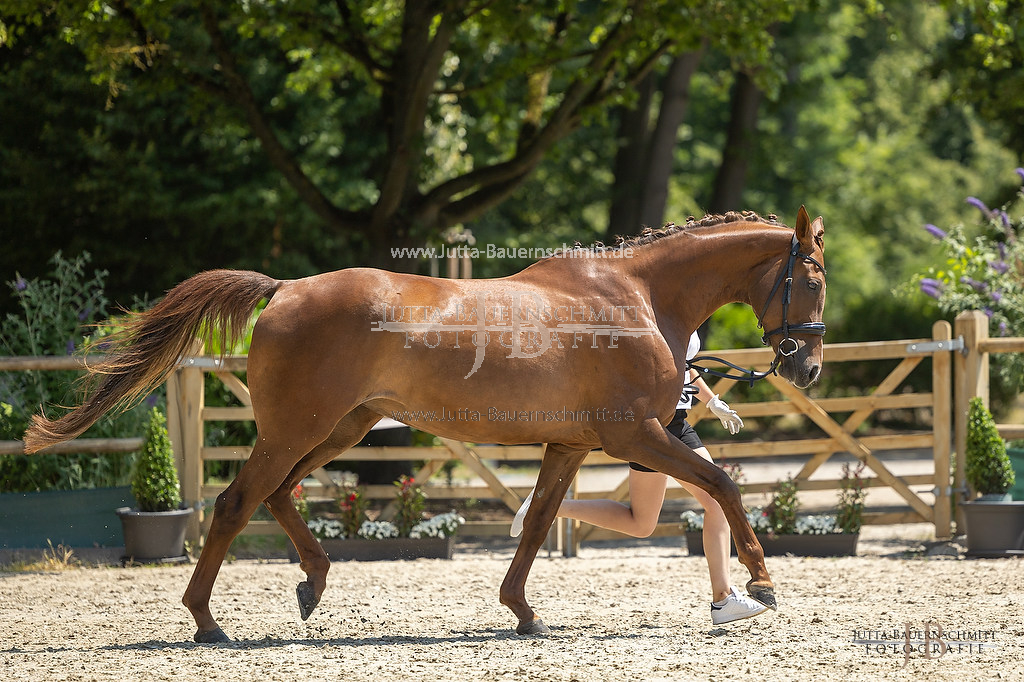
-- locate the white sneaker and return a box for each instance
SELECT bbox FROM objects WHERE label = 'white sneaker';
[509,490,534,537]
[710,586,769,625]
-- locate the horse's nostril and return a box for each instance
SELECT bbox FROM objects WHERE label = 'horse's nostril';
[808,364,821,384]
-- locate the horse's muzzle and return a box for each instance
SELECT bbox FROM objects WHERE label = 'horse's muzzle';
[780,354,820,389]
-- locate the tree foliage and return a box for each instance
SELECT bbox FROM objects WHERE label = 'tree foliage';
[2,1,796,248]
[1,0,1021,350]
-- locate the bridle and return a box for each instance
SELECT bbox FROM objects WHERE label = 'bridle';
[688,233,826,386]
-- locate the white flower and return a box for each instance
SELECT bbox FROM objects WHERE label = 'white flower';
[357,520,399,540]
[306,510,466,541]
[679,510,704,532]
[409,511,465,539]
[746,508,772,533]
[680,507,841,537]
[307,518,345,539]
[793,514,839,535]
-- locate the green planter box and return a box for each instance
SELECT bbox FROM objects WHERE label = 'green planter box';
[756,532,859,557]
[0,487,134,549]
[1007,448,1024,501]
[684,530,857,557]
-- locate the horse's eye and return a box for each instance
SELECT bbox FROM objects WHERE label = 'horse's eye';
[808,280,821,291]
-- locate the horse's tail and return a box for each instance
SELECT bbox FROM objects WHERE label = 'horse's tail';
[23,269,281,454]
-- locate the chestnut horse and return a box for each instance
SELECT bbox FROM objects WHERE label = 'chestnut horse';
[24,207,826,642]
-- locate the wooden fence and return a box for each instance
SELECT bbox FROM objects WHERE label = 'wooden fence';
[2,309,1021,551]
[163,321,958,547]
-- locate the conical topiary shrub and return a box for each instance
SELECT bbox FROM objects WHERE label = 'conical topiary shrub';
[965,397,1016,498]
[117,407,192,562]
[131,408,183,512]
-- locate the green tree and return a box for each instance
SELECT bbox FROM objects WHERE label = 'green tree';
[1,0,799,272]
[725,1,1016,340]
[937,0,1024,159]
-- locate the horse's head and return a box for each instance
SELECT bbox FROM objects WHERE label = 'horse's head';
[757,206,826,389]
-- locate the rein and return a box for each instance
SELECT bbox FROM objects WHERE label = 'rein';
[688,233,826,387]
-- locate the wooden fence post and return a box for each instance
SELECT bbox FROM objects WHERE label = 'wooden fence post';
[931,320,952,539]
[953,310,988,532]
[166,352,206,548]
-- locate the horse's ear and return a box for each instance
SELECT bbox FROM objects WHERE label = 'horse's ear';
[811,215,825,250]
[795,206,823,250]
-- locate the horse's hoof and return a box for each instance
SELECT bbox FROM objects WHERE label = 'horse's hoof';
[194,627,231,643]
[748,585,778,611]
[516,617,550,635]
[296,580,320,621]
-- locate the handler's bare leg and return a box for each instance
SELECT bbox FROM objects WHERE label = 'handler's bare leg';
[601,417,775,609]
[556,452,734,603]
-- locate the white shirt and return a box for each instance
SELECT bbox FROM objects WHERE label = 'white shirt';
[676,331,701,410]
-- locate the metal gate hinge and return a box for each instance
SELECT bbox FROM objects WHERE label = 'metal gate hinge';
[905,337,964,354]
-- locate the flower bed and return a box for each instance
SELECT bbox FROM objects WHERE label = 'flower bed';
[289,476,465,562]
[306,511,465,541]
[680,463,865,557]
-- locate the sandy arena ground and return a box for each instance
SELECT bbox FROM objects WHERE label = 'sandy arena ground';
[0,526,1021,682]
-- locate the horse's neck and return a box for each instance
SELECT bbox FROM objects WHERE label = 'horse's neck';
[634,224,787,341]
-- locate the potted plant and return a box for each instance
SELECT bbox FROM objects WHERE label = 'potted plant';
[835,462,868,536]
[115,408,194,563]
[961,397,1024,557]
[289,475,465,562]
[682,465,865,558]
[751,469,862,556]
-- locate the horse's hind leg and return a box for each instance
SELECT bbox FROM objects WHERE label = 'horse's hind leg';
[182,417,348,643]
[262,407,382,622]
[500,443,589,635]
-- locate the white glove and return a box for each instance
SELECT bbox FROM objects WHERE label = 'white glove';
[707,394,743,435]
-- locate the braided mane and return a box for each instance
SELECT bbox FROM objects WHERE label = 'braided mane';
[554,211,783,256]
[615,210,782,250]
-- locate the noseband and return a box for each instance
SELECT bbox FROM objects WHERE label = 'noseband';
[689,233,826,386]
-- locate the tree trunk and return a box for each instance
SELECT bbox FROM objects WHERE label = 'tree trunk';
[708,70,763,213]
[606,50,704,242]
[607,72,656,239]
[637,49,704,230]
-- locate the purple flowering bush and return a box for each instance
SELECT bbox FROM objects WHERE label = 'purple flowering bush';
[914,168,1024,395]
[0,252,150,491]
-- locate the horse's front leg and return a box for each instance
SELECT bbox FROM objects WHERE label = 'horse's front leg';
[606,417,776,611]
[500,443,589,634]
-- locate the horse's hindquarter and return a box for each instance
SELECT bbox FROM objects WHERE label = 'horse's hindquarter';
[248,265,682,446]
